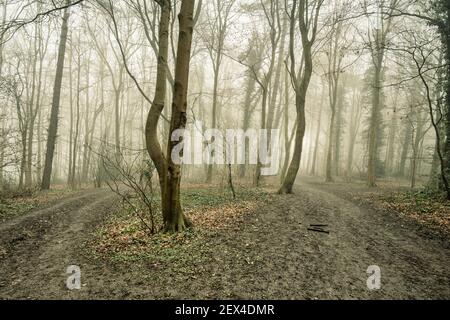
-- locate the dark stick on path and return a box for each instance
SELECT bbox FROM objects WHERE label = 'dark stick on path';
[307,228,330,234]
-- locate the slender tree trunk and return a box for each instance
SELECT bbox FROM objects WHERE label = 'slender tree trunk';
[0,2,6,188]
[239,73,256,178]
[310,81,325,176]
[399,120,412,176]
[81,59,91,181]
[333,83,345,177]
[367,59,382,187]
[68,46,74,186]
[206,64,220,183]
[145,0,170,222]
[279,0,319,194]
[279,92,307,194]
[19,127,27,189]
[266,17,287,132]
[280,74,290,180]
[70,50,81,189]
[36,104,42,185]
[325,109,336,182]
[41,4,70,190]
[442,8,450,191]
[384,107,397,174]
[25,25,39,188]
[254,87,268,187]
[114,67,124,159]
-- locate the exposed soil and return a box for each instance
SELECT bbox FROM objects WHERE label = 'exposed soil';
[0,181,448,299]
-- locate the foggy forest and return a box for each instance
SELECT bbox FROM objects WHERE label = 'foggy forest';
[0,0,449,300]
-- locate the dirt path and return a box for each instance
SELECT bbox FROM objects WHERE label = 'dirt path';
[0,183,448,299]
[0,189,117,299]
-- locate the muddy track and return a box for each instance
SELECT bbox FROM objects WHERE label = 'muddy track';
[0,189,116,299]
[174,182,449,299]
[0,183,448,299]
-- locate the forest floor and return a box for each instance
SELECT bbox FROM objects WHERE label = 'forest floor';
[0,179,449,299]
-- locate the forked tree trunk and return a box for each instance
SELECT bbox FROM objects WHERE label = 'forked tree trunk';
[278,0,320,194]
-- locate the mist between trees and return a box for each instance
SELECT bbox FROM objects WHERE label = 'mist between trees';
[0,0,449,232]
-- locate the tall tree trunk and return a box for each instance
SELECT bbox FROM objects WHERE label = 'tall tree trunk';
[163,0,196,232]
[266,17,287,132]
[41,4,70,190]
[325,109,336,182]
[145,0,170,216]
[367,6,392,186]
[36,103,42,185]
[310,81,325,176]
[114,67,124,159]
[333,83,345,177]
[239,72,256,178]
[399,119,412,176]
[71,50,81,189]
[410,119,424,189]
[81,58,91,182]
[367,59,382,187]
[67,46,74,186]
[254,86,268,187]
[0,2,6,188]
[384,106,398,174]
[19,127,27,189]
[345,86,362,182]
[279,0,320,194]
[279,92,307,194]
[280,71,290,181]
[443,6,450,190]
[280,70,297,182]
[25,24,39,188]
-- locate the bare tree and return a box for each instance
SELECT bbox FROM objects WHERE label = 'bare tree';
[41,2,70,190]
[279,0,324,194]
[200,0,235,183]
